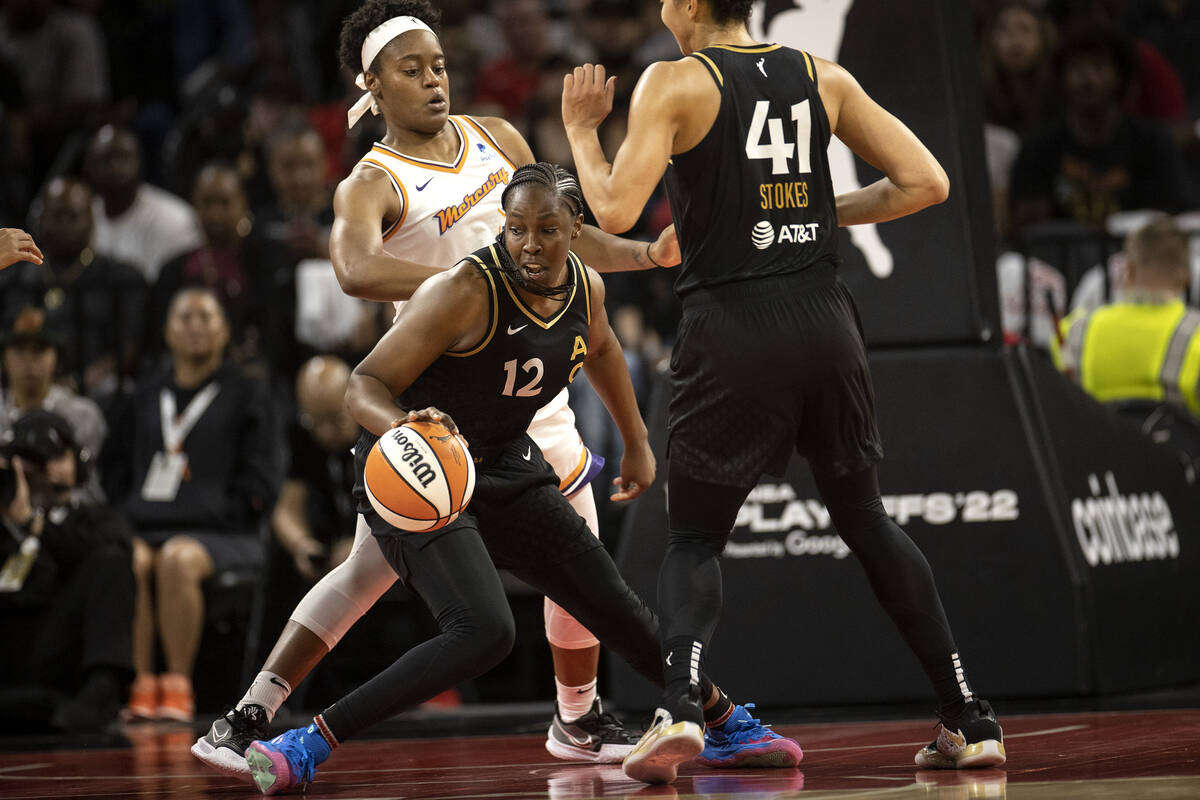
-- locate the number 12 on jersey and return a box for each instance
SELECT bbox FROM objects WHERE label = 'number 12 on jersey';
[745,100,812,176]
[502,358,544,397]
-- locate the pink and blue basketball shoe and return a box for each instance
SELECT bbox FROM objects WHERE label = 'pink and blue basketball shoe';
[696,703,804,768]
[244,720,332,795]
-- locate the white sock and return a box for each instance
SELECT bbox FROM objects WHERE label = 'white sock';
[237,671,291,722]
[556,677,597,722]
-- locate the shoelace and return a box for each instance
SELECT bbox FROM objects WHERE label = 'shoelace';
[222,706,266,737]
[275,735,318,784]
[720,705,778,744]
[593,710,637,741]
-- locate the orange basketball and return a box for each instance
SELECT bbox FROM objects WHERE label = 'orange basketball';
[363,421,475,532]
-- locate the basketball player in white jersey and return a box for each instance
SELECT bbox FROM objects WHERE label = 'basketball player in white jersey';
[193,0,678,774]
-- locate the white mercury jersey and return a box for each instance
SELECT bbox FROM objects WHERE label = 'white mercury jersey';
[357,116,570,422]
[357,114,514,318]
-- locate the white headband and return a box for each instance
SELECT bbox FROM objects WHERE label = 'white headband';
[347,16,437,129]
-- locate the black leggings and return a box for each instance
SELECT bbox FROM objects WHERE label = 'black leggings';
[661,464,957,695]
[320,526,685,742]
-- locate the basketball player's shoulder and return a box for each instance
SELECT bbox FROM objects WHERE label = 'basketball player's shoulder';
[408,255,492,311]
[460,115,534,166]
[631,56,714,114]
[334,159,397,207]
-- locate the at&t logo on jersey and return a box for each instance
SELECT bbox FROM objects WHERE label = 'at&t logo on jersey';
[750,220,821,250]
[436,167,509,235]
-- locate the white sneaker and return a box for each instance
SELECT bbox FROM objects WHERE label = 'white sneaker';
[621,708,704,785]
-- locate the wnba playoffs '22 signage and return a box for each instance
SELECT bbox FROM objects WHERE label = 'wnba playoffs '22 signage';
[726,482,1021,560]
[1071,472,1180,567]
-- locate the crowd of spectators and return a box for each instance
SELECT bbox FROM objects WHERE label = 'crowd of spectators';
[0,0,1197,733]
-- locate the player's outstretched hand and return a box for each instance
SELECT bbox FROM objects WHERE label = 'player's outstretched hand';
[648,225,681,268]
[392,407,466,446]
[562,63,616,133]
[0,228,43,268]
[612,439,655,502]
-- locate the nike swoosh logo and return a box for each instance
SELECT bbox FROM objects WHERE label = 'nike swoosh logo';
[212,725,231,744]
[507,324,528,335]
[665,652,673,666]
[556,720,595,747]
[522,447,531,460]
[415,178,433,191]
[269,676,289,691]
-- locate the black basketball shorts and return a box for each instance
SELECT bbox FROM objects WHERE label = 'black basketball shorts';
[353,430,603,583]
[668,264,884,488]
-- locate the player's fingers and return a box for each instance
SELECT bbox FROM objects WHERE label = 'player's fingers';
[611,481,642,502]
[605,75,616,99]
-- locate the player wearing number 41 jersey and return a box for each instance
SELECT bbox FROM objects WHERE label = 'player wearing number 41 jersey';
[562,0,1005,785]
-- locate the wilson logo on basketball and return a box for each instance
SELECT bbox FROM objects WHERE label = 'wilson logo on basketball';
[436,168,510,235]
[392,429,438,487]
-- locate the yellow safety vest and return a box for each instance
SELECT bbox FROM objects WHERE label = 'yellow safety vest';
[1053,298,1200,415]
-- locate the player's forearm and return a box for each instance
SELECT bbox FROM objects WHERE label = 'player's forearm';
[346,371,404,436]
[333,253,443,302]
[565,129,637,233]
[836,175,949,227]
[573,226,658,273]
[583,343,648,447]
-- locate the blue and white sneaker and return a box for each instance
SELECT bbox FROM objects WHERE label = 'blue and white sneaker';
[697,703,803,769]
[244,720,333,795]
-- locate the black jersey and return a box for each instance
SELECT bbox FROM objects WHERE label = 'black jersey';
[396,244,592,456]
[665,44,839,296]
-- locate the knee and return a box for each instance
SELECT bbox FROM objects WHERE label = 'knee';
[442,604,515,669]
[155,537,212,585]
[666,528,728,560]
[131,538,155,581]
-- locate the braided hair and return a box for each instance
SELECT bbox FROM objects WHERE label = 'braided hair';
[494,163,585,300]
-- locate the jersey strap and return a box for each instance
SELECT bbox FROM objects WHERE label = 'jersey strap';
[445,249,500,357]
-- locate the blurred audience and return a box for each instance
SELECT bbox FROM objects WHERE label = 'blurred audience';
[273,356,359,583]
[103,288,281,724]
[84,123,202,284]
[0,0,109,192]
[0,308,107,468]
[977,1,1059,237]
[150,164,272,368]
[0,410,133,733]
[0,178,146,395]
[1009,21,1191,232]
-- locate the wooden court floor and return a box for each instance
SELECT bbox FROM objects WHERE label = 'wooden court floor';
[0,708,1197,799]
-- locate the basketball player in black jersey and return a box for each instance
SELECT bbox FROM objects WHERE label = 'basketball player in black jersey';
[562,0,1006,784]
[242,164,798,795]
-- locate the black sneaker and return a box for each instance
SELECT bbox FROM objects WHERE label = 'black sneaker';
[914,699,1006,769]
[546,698,641,763]
[191,704,270,777]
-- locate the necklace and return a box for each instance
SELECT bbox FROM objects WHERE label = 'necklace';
[42,248,94,309]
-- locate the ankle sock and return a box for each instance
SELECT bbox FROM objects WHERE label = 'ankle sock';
[555,677,596,722]
[238,671,291,723]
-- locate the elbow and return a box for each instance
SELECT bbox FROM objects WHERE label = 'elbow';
[923,165,950,207]
[593,203,638,235]
[332,257,372,299]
